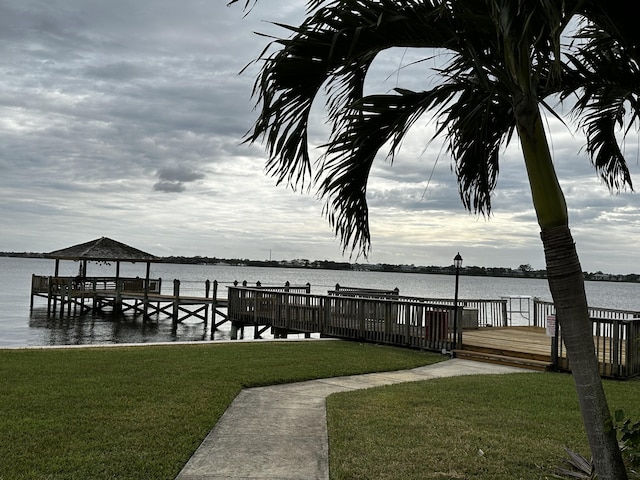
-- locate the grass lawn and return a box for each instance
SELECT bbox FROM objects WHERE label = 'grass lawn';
[327,371,640,480]
[0,340,442,480]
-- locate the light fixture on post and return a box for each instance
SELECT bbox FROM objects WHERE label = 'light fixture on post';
[453,252,463,352]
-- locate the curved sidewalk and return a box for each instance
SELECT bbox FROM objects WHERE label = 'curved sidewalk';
[175,359,533,480]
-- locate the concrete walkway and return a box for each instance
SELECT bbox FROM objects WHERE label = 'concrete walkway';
[175,359,533,480]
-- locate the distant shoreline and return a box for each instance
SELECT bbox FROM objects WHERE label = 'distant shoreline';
[2,252,638,284]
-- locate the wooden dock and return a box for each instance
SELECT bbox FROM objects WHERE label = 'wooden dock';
[456,326,557,371]
[30,275,230,332]
[29,276,640,379]
[226,285,640,379]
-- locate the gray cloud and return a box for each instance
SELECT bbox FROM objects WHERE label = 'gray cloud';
[0,1,639,273]
[153,166,205,192]
[153,181,186,193]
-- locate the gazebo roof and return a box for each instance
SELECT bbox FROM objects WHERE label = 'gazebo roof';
[45,237,159,262]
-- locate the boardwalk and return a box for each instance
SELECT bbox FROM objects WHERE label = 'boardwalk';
[29,276,640,379]
[226,285,640,379]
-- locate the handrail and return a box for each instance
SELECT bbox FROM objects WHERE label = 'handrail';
[534,299,640,328]
[549,315,640,378]
[405,297,508,327]
[233,280,311,294]
[329,284,400,298]
[30,275,162,294]
[227,286,460,351]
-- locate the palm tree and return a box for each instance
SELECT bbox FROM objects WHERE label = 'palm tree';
[230,1,639,478]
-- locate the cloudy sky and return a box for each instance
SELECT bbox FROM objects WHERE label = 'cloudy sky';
[1,1,639,273]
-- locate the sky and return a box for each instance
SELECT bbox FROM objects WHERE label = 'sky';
[1,1,639,273]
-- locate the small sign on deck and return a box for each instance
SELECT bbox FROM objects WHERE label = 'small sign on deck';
[546,315,556,337]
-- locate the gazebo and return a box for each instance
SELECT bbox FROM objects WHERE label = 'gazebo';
[45,236,159,281]
[32,237,161,316]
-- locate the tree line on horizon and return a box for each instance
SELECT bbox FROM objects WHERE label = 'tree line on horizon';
[3,251,635,282]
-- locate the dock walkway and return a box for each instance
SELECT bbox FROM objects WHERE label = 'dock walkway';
[227,285,640,379]
[30,277,640,379]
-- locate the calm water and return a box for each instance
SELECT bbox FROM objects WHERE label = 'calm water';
[1,256,639,347]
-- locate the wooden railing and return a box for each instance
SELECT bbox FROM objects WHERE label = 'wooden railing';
[533,299,640,378]
[328,284,400,299]
[410,297,508,327]
[227,286,460,351]
[232,280,311,294]
[31,275,162,295]
[533,299,640,328]
[552,317,640,379]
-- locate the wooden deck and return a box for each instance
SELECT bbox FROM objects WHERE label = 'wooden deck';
[456,326,555,371]
[227,286,640,379]
[457,326,634,378]
[29,277,640,379]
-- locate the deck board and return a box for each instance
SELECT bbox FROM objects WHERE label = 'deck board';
[462,326,552,359]
[460,326,631,378]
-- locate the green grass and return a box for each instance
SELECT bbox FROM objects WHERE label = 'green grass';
[327,372,640,480]
[6,341,638,480]
[0,340,442,480]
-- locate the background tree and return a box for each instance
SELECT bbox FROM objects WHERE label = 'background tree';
[519,264,533,275]
[230,1,639,478]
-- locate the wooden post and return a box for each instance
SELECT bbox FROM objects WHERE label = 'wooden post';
[143,274,150,322]
[91,278,98,312]
[230,321,244,340]
[57,278,64,318]
[405,303,411,345]
[48,276,55,315]
[551,315,560,371]
[321,296,330,337]
[204,280,211,330]
[172,279,180,332]
[66,277,72,317]
[115,278,122,317]
[30,274,35,311]
[613,319,621,377]
[210,280,218,340]
[284,288,290,334]
[29,273,37,312]
[157,278,162,311]
[230,322,238,340]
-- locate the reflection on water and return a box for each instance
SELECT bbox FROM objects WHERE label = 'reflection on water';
[27,308,234,346]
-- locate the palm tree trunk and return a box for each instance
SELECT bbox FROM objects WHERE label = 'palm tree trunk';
[542,225,627,480]
[515,101,627,480]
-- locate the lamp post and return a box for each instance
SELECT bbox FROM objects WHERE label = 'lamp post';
[453,252,463,352]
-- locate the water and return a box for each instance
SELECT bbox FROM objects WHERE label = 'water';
[1,256,639,347]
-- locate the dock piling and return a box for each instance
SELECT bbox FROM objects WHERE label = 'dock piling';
[172,279,180,332]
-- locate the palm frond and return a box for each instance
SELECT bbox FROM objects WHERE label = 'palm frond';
[241,0,640,257]
[317,87,459,253]
[442,83,514,215]
[247,0,459,191]
[564,22,640,191]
